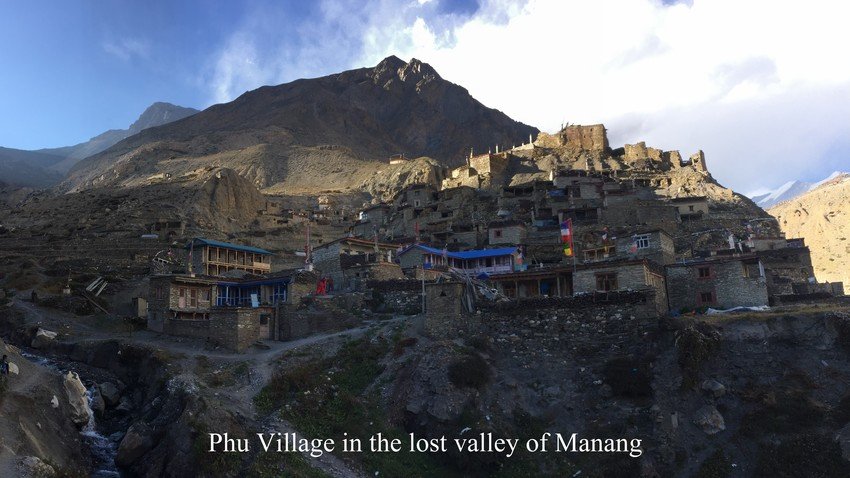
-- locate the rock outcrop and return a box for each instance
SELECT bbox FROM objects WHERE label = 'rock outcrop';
[62,371,91,427]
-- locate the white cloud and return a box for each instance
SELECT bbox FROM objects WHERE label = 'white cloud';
[102,37,151,62]
[207,0,850,192]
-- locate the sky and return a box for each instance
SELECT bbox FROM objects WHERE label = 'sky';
[1,0,849,194]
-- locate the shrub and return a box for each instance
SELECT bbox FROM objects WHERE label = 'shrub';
[448,353,491,389]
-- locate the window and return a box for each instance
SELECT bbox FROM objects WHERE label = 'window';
[156,286,164,299]
[414,200,421,207]
[179,288,185,297]
[260,315,269,325]
[596,273,618,291]
[688,205,695,212]
[190,289,197,307]
[635,234,650,249]
[494,229,503,238]
[698,291,715,305]
[698,266,712,279]
[572,186,582,198]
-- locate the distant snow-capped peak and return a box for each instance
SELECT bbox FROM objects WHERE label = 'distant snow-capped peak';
[751,171,848,208]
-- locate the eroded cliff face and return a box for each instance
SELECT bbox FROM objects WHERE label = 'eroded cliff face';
[770,174,850,286]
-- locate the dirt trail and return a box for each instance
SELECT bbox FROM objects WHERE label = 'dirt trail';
[9,298,400,478]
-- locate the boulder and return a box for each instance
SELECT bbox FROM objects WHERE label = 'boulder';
[17,456,56,478]
[31,328,58,350]
[99,381,121,407]
[62,371,91,426]
[116,422,155,467]
[835,422,850,461]
[693,405,726,435]
[701,379,726,398]
[116,396,134,413]
[90,386,106,417]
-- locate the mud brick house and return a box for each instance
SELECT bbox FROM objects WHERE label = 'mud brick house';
[572,259,668,314]
[665,255,768,312]
[186,238,272,276]
[312,237,400,288]
[398,244,519,277]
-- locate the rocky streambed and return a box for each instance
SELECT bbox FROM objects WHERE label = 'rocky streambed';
[0,312,211,478]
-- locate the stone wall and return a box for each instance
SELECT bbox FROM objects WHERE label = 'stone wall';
[312,242,343,284]
[601,201,679,231]
[690,151,708,173]
[425,282,478,338]
[573,262,667,314]
[612,231,675,265]
[277,294,364,340]
[208,308,261,352]
[163,318,209,340]
[666,260,769,312]
[488,224,526,245]
[624,142,663,163]
[480,293,658,372]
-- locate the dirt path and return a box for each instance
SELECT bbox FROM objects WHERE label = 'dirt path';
[9,298,403,478]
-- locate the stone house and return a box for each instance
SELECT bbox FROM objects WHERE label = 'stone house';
[311,237,400,287]
[669,196,709,219]
[581,229,675,266]
[488,267,572,299]
[186,238,272,277]
[397,244,519,277]
[392,184,438,210]
[148,275,216,330]
[665,255,768,312]
[487,220,527,246]
[572,259,668,314]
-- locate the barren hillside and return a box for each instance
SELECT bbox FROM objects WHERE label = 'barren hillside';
[62,56,538,194]
[769,173,850,285]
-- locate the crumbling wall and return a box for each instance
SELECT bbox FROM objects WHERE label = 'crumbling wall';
[690,151,708,174]
[562,124,609,151]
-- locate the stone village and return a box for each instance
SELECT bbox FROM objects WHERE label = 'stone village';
[142,124,844,351]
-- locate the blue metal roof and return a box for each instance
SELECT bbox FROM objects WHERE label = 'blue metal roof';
[216,277,291,287]
[401,244,517,260]
[186,238,272,255]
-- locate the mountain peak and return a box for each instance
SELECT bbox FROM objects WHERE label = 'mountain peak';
[129,102,199,134]
[371,56,441,87]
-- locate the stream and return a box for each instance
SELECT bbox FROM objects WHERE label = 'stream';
[20,349,121,477]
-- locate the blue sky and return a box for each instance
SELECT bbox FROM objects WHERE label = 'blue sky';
[1,0,849,194]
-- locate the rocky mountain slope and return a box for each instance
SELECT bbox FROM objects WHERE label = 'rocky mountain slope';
[0,147,65,187]
[40,102,199,174]
[769,173,850,286]
[0,102,197,187]
[61,56,538,194]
